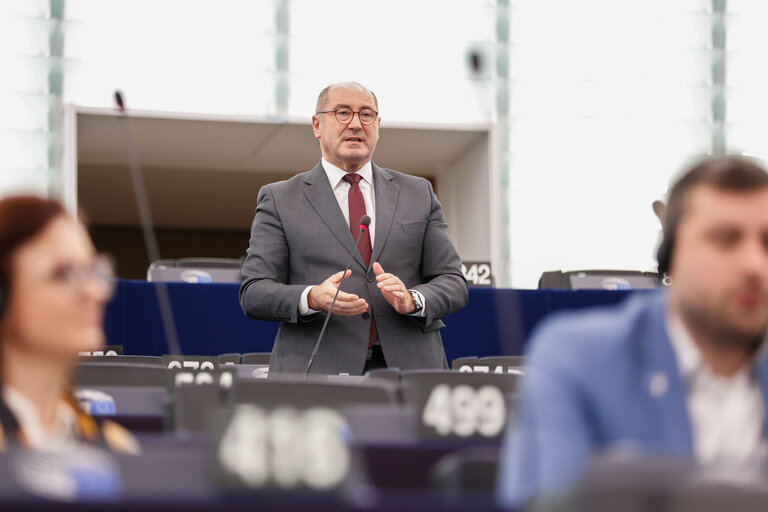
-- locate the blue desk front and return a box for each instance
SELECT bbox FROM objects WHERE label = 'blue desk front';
[104,280,643,362]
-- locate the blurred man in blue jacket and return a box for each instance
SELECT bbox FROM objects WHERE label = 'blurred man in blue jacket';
[498,156,768,507]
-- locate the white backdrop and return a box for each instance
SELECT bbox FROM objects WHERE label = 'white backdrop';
[4,0,757,288]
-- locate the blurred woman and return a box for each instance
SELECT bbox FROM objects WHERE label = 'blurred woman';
[0,195,137,452]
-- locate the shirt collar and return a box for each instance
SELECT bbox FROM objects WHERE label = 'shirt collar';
[2,386,77,449]
[321,158,373,189]
[666,313,705,380]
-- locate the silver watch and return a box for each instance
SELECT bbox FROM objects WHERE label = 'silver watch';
[409,290,424,313]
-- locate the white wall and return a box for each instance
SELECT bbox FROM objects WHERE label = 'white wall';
[437,136,491,264]
[9,1,766,289]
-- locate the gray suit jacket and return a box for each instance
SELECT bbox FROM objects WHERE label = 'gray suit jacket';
[239,162,468,375]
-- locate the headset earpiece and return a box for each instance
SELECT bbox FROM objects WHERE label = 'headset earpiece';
[656,234,673,278]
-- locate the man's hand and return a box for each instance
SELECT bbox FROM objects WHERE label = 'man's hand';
[373,262,416,314]
[307,270,368,315]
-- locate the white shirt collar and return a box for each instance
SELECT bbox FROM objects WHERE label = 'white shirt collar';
[667,314,705,380]
[2,386,78,449]
[321,158,373,189]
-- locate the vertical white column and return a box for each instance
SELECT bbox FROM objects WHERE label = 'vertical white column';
[495,0,512,287]
[274,0,290,118]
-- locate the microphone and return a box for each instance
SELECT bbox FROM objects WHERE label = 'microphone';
[114,90,183,355]
[305,215,371,376]
[114,91,125,111]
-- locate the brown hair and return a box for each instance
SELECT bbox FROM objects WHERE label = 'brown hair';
[657,156,768,275]
[0,196,67,301]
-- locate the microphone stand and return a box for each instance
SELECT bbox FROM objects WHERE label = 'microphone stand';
[304,222,369,377]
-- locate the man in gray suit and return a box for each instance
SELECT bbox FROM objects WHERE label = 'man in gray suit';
[239,82,468,375]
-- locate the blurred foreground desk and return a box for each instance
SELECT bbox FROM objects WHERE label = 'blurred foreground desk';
[104,279,648,362]
[0,436,506,512]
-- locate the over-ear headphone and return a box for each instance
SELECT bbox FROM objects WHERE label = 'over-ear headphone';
[656,232,674,278]
[655,155,768,281]
[653,199,673,278]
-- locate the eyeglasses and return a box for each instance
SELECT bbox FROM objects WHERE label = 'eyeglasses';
[46,253,116,298]
[316,107,378,125]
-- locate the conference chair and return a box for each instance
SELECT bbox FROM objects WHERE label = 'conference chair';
[240,352,272,365]
[231,375,398,409]
[74,385,166,416]
[340,404,418,444]
[538,269,661,290]
[401,370,520,395]
[365,367,401,384]
[233,364,270,380]
[399,370,521,413]
[111,441,213,499]
[218,353,242,365]
[73,363,169,421]
[147,257,243,283]
[549,455,768,512]
[453,356,527,375]
[430,445,500,494]
[164,365,238,432]
[72,363,167,387]
[167,383,224,432]
[78,344,124,356]
[480,355,526,367]
[451,356,479,370]
[76,355,164,366]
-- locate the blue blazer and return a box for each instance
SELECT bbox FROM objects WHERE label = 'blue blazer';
[497,291,768,507]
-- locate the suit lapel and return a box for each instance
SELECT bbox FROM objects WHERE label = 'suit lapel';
[303,162,367,271]
[639,293,693,454]
[754,348,768,438]
[370,163,399,267]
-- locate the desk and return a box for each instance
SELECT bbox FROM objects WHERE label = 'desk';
[0,435,507,511]
[104,280,649,362]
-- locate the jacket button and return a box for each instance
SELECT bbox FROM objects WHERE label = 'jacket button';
[362,312,370,320]
[367,272,374,283]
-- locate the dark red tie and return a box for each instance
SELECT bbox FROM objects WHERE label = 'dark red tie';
[342,173,378,348]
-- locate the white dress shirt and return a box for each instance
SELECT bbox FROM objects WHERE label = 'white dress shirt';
[298,158,425,318]
[666,315,768,464]
[3,386,78,450]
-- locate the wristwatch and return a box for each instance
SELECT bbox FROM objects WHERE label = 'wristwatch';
[409,290,424,314]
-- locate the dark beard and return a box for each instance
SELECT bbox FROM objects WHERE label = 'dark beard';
[679,300,766,356]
